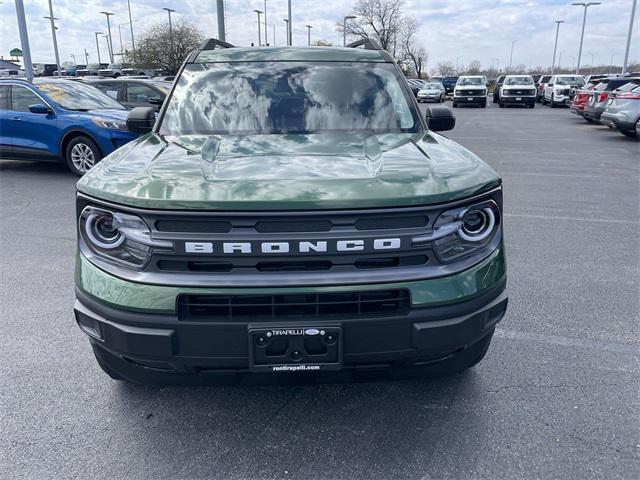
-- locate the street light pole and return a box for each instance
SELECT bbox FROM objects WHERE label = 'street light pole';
[609,54,616,74]
[100,11,115,64]
[14,0,33,81]
[44,0,61,76]
[163,8,176,69]
[551,20,564,75]
[94,32,103,65]
[343,15,356,46]
[508,40,516,72]
[623,0,637,73]
[287,0,292,46]
[588,52,595,74]
[572,2,601,74]
[216,0,226,41]
[127,0,135,57]
[283,19,289,45]
[456,55,463,73]
[306,25,312,46]
[264,0,268,46]
[254,10,263,46]
[84,48,89,65]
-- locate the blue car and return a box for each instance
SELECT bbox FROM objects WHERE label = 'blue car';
[0,78,137,175]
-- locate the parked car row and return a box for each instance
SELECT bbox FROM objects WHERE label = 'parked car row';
[569,75,640,137]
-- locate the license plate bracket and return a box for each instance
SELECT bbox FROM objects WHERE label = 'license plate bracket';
[248,326,343,373]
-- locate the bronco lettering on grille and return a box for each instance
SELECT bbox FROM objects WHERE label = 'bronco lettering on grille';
[184,238,401,254]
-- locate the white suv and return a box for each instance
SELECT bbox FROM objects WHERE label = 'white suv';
[453,76,487,108]
[542,74,585,107]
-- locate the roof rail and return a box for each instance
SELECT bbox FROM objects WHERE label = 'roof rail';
[345,38,381,50]
[198,38,236,51]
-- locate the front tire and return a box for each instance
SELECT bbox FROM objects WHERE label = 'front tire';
[620,128,638,138]
[65,135,102,176]
[452,102,458,108]
[528,103,535,109]
[550,94,556,108]
[499,101,504,108]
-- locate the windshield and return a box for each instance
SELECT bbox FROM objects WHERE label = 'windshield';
[505,76,533,85]
[37,81,125,110]
[161,62,420,135]
[556,76,584,86]
[424,83,442,89]
[457,77,484,86]
[149,81,171,94]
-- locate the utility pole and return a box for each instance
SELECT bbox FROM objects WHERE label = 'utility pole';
[216,0,226,41]
[551,20,564,75]
[118,24,124,56]
[306,25,312,46]
[623,0,637,73]
[254,10,263,46]
[609,54,616,74]
[15,0,33,81]
[94,32,103,65]
[572,2,601,74]
[84,48,89,65]
[264,0,268,46]
[100,11,115,64]
[127,0,135,58]
[508,40,516,72]
[70,53,76,65]
[163,8,176,69]
[44,0,61,76]
[272,23,276,46]
[287,0,292,45]
[343,15,355,46]
[588,52,595,74]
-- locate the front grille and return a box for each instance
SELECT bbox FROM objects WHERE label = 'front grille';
[456,89,486,96]
[503,89,535,96]
[177,289,411,321]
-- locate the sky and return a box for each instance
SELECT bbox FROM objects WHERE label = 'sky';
[0,0,637,71]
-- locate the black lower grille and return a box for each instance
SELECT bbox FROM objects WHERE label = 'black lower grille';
[178,290,411,321]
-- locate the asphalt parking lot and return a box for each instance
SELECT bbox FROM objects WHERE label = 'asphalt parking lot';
[1,102,639,479]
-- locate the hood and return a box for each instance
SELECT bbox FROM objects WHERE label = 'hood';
[77,132,500,210]
[83,109,129,121]
[503,84,535,89]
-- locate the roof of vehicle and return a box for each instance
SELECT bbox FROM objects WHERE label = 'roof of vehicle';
[194,46,388,63]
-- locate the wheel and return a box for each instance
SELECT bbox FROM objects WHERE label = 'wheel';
[499,101,504,108]
[492,95,498,104]
[452,102,457,108]
[550,94,556,108]
[480,101,487,108]
[528,103,535,109]
[65,135,102,176]
[541,95,547,105]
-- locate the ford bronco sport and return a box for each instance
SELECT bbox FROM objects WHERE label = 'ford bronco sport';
[74,39,507,385]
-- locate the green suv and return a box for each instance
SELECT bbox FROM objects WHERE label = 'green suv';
[74,39,507,384]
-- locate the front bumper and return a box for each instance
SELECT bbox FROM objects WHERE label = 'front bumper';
[417,93,441,101]
[570,105,585,116]
[453,95,486,104]
[75,248,507,380]
[501,96,535,105]
[76,280,507,380]
[551,93,571,105]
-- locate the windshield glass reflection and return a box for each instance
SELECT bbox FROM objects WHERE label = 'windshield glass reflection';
[160,62,419,135]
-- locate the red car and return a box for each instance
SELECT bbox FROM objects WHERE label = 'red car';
[570,81,600,117]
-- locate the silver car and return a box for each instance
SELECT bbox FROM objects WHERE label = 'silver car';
[417,82,445,103]
[601,83,640,138]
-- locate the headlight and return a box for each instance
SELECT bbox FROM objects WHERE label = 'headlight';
[79,206,173,268]
[90,117,127,130]
[428,200,501,263]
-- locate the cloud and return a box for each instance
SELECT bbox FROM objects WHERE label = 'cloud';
[1,0,637,70]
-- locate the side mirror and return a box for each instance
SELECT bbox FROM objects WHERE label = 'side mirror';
[126,106,155,134]
[148,96,163,105]
[426,106,456,132]
[28,103,52,114]
[547,83,554,87]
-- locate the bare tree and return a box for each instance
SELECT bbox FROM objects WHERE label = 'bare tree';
[126,19,204,73]
[466,60,482,74]
[436,61,455,76]
[398,17,428,78]
[338,0,406,55]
